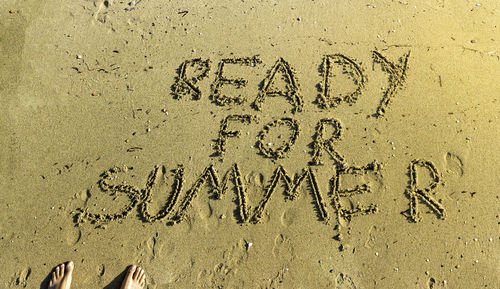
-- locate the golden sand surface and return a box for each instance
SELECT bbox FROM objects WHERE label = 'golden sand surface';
[0,0,499,288]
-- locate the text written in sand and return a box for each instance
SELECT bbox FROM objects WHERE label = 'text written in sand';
[75,50,449,231]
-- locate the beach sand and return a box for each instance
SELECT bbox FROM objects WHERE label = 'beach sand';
[0,0,499,288]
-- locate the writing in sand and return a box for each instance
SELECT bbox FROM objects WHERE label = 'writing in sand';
[75,51,449,229]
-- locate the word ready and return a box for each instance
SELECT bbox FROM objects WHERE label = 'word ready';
[171,51,410,117]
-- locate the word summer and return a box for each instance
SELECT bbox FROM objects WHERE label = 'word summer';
[171,51,410,117]
[77,159,446,227]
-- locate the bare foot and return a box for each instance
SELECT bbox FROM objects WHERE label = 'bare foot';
[121,265,146,289]
[48,261,74,289]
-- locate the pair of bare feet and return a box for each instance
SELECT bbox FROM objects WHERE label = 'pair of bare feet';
[48,261,146,289]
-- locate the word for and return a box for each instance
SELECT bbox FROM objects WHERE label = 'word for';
[171,51,410,117]
[215,115,301,160]
[215,115,349,166]
[76,159,445,227]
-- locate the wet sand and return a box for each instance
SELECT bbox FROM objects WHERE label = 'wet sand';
[0,0,499,288]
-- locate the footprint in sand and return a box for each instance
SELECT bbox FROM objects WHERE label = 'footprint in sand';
[8,267,31,288]
[244,171,265,195]
[136,235,164,262]
[197,200,213,219]
[222,240,248,266]
[87,263,106,287]
[280,208,299,227]
[75,189,92,203]
[65,227,82,246]
[444,152,464,176]
[272,234,295,262]
[194,199,214,230]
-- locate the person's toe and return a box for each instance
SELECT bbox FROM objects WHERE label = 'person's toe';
[66,261,74,274]
[139,274,145,287]
[55,266,61,279]
[133,267,142,280]
[49,273,55,286]
[60,264,65,276]
[140,268,145,280]
[127,265,136,279]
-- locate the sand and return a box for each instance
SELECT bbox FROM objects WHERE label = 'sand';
[0,0,499,288]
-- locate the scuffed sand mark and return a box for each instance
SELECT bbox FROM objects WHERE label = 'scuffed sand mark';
[8,267,31,288]
[222,240,249,267]
[197,240,248,288]
[261,266,288,289]
[335,272,358,289]
[97,263,105,277]
[363,225,377,248]
[93,0,116,24]
[428,277,437,288]
[427,276,449,288]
